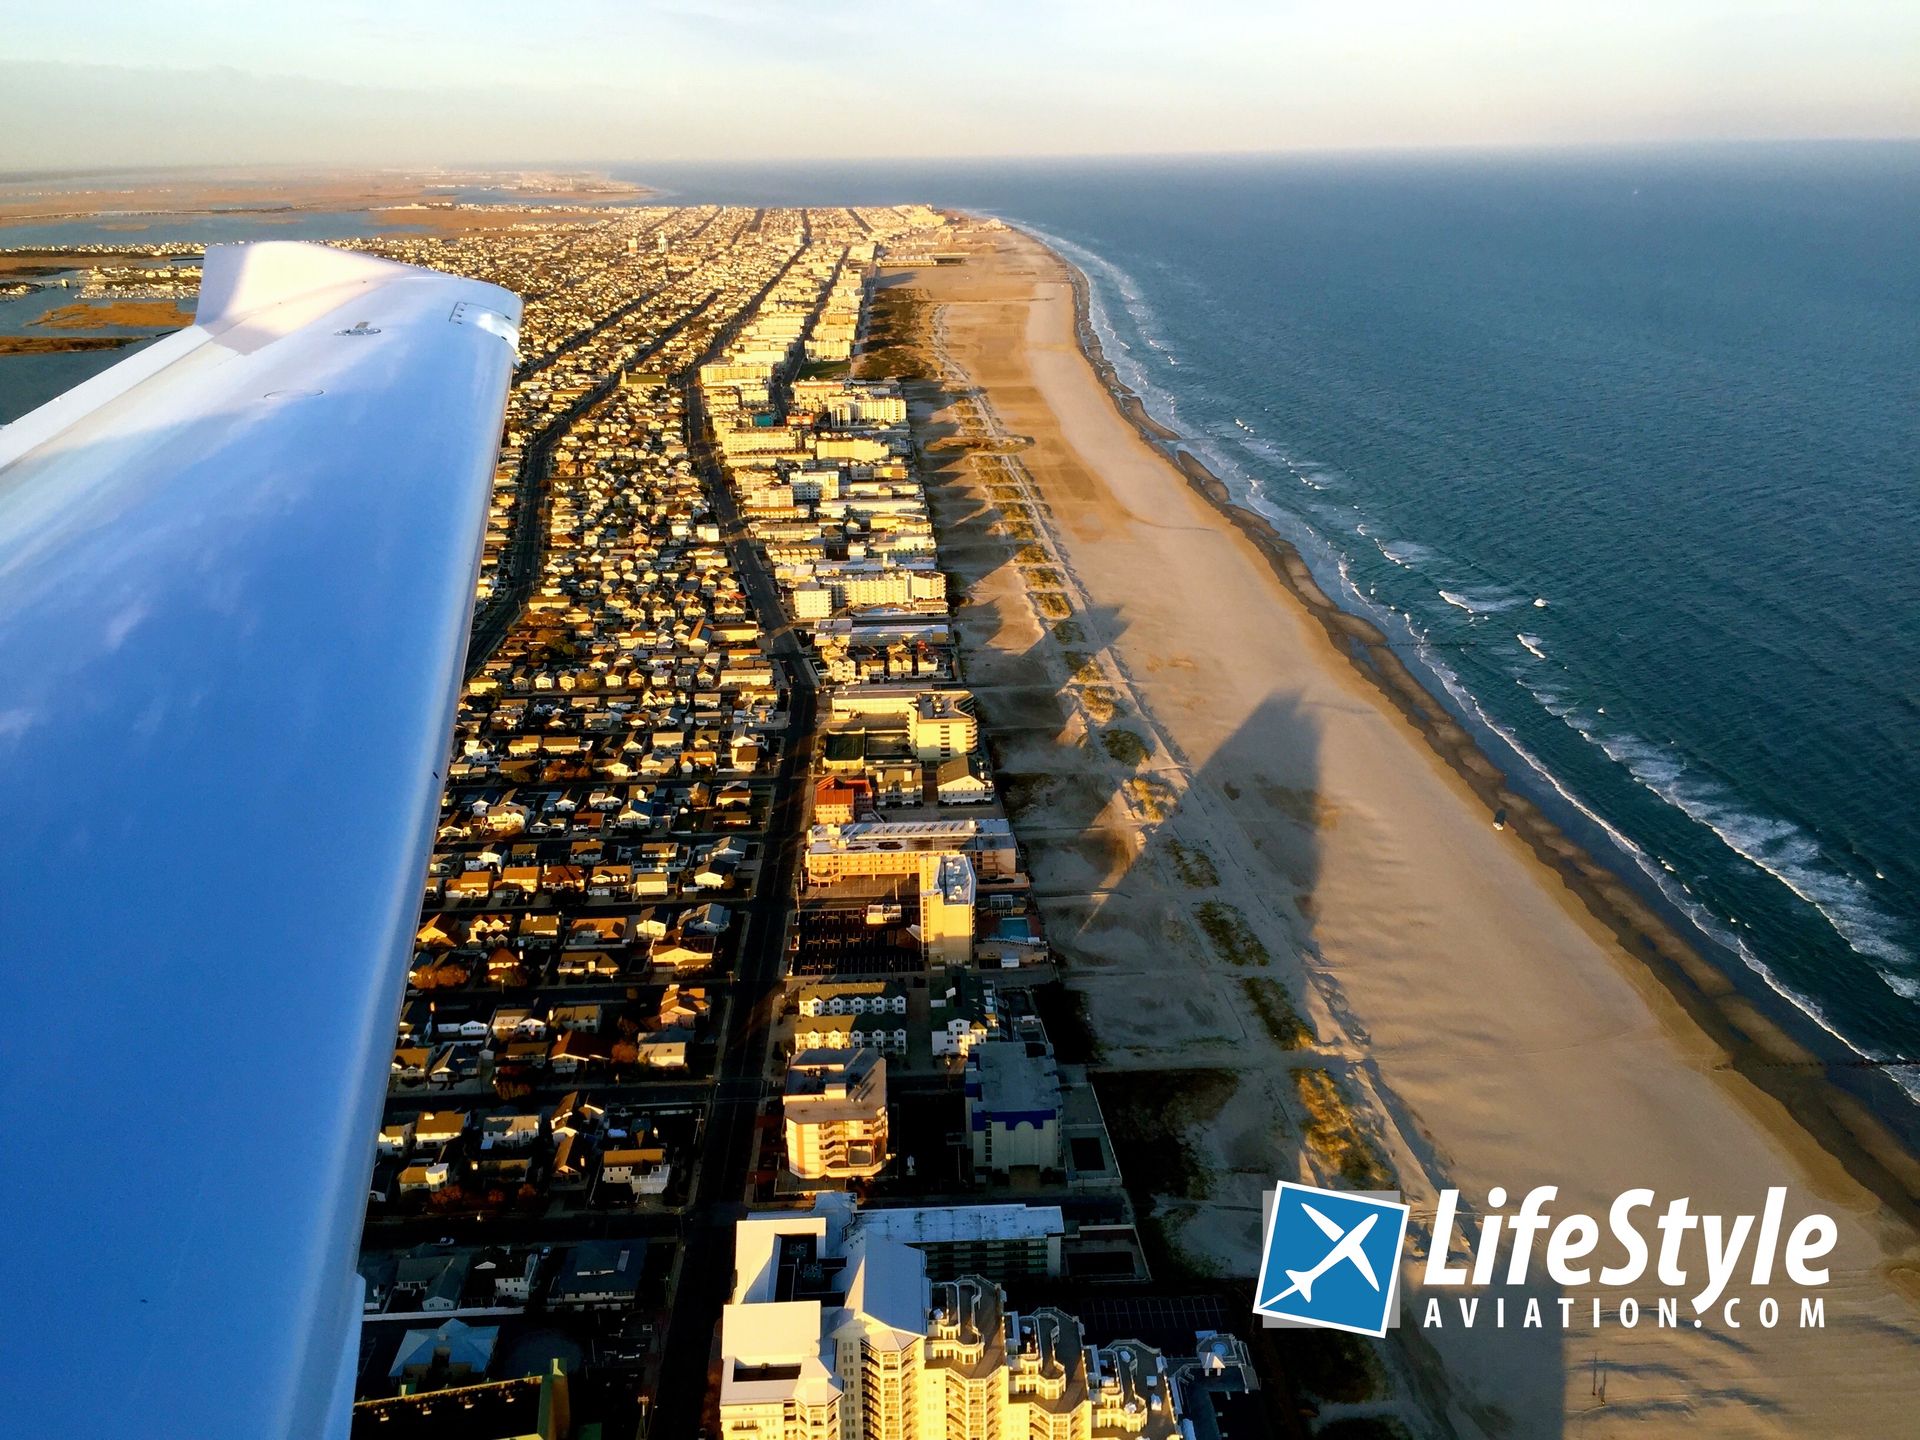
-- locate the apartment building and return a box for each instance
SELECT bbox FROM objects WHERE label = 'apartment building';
[784,1047,891,1181]
[966,1041,1065,1177]
[716,1205,1194,1440]
[826,686,979,761]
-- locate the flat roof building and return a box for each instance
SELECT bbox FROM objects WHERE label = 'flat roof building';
[966,1041,1065,1177]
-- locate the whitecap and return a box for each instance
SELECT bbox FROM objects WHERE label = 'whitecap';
[1376,539,1433,569]
[1582,727,1918,980]
[1517,633,1549,660]
[1439,588,1527,616]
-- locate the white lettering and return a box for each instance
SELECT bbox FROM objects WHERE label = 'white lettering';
[1654,1197,1700,1286]
[1425,1191,1470,1285]
[1784,1214,1838,1284]
[1620,1298,1640,1328]
[1760,1297,1780,1328]
[1800,1297,1825,1328]
[1693,1212,1754,1312]
[1724,1299,1741,1329]
[1505,1186,1557,1283]
[1470,1213,1505,1286]
[1546,1213,1599,1285]
[1599,1189,1654,1285]
[1750,1187,1786,1284]
[1524,1298,1543,1328]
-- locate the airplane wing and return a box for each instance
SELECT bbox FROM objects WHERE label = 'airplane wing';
[1301,1202,1346,1241]
[1344,1221,1382,1291]
[0,242,520,1437]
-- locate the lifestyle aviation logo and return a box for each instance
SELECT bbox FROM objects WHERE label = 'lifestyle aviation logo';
[1255,1181,1410,1337]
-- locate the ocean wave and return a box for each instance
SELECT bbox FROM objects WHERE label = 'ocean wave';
[1015,220,1182,403]
[1376,539,1434,569]
[1439,588,1529,616]
[1517,633,1549,660]
[1483,679,1914,1096]
[1578,727,1918,984]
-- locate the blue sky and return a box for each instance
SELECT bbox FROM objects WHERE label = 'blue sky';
[3,0,1916,168]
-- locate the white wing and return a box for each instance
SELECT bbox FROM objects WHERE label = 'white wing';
[0,242,519,1438]
[1346,1232,1381,1291]
[1301,1202,1346,1241]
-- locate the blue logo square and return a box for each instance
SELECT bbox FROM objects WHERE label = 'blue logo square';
[1255,1181,1409,1337]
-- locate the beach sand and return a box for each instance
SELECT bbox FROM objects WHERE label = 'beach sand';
[904,225,1920,1436]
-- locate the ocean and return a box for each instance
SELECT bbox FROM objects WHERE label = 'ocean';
[5,146,1915,1119]
[617,146,1920,1115]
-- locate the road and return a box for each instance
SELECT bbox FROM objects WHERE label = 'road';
[646,241,823,1440]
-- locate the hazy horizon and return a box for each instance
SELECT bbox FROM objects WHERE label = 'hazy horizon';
[4,1,1917,171]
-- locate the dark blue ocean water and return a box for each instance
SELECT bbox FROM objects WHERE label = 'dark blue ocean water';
[623,147,1920,1105]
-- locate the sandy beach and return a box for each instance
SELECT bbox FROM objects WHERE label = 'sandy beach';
[902,224,1920,1436]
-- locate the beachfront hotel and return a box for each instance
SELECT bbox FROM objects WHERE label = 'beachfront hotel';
[717,1201,1240,1439]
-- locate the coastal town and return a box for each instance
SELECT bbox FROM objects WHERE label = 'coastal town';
[21,204,1286,1438]
[10,150,1920,1440]
[36,184,1886,1440]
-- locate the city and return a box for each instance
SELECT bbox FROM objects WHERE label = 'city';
[309,205,1278,1438]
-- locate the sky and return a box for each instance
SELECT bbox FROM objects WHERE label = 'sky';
[2,0,1917,171]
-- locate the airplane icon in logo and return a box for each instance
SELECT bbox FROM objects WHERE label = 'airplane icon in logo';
[1255,1181,1409,1335]
[1269,1203,1381,1303]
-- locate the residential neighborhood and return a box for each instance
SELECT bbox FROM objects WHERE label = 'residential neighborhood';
[177,201,1279,1438]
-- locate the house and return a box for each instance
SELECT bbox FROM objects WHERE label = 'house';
[548,1003,604,1032]
[556,948,623,979]
[931,973,1001,1058]
[489,1007,546,1043]
[549,1030,613,1076]
[447,869,495,903]
[588,864,635,899]
[567,915,628,949]
[601,1146,672,1197]
[377,1121,415,1157]
[550,1132,589,1191]
[651,933,716,970]
[548,1240,644,1310]
[813,775,871,826]
[398,1162,451,1194]
[495,864,543,901]
[631,1034,689,1068]
[519,913,563,948]
[471,1248,543,1306]
[414,1111,468,1146]
[654,984,710,1029]
[691,856,737,890]
[475,1151,532,1184]
[934,754,993,804]
[683,901,731,936]
[387,1318,497,1383]
[478,1113,542,1150]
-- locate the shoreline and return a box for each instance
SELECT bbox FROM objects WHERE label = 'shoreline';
[1046,235,1920,1232]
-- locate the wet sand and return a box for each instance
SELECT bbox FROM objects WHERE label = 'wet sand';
[906,223,1920,1436]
